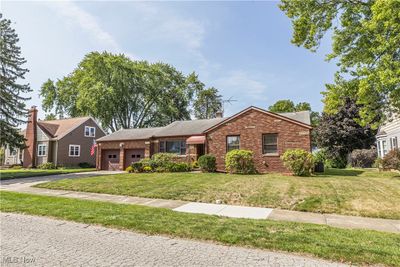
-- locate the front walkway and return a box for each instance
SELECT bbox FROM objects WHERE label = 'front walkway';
[1,173,399,233]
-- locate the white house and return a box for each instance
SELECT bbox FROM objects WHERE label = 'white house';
[376,114,400,158]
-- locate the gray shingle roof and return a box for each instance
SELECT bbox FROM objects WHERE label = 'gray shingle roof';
[156,118,225,137]
[278,111,311,125]
[97,107,311,142]
[96,127,164,141]
[97,118,225,142]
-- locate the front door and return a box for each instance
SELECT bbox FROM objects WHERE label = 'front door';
[196,144,205,159]
[101,149,120,170]
[124,149,145,169]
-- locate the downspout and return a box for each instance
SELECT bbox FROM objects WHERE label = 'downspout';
[55,140,58,166]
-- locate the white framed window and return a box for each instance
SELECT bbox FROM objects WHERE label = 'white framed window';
[84,126,96,137]
[226,135,240,152]
[69,145,80,157]
[391,137,398,150]
[382,140,388,156]
[38,144,47,157]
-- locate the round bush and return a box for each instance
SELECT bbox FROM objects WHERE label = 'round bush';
[37,162,57,169]
[198,154,216,172]
[281,149,314,176]
[380,149,400,170]
[125,166,134,173]
[349,148,377,168]
[225,149,256,174]
[152,153,178,167]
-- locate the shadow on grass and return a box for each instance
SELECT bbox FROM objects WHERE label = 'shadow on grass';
[315,168,365,177]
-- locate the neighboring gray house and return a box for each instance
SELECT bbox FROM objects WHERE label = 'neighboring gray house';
[3,106,106,167]
[376,114,400,158]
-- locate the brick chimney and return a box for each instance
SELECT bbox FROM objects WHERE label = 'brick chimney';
[215,111,223,118]
[23,106,38,168]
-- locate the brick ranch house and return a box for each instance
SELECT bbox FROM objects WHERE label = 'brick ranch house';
[96,106,312,173]
[3,106,106,167]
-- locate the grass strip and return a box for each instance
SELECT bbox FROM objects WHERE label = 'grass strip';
[0,168,96,180]
[1,191,399,266]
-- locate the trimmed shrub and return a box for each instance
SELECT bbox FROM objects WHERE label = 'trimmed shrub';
[10,164,22,169]
[131,156,192,173]
[152,153,178,167]
[131,161,143,172]
[143,166,153,172]
[349,149,377,168]
[167,162,191,172]
[198,154,216,172]
[37,162,57,169]
[78,162,94,168]
[125,166,134,173]
[225,150,256,174]
[325,156,347,169]
[281,149,314,176]
[380,149,400,170]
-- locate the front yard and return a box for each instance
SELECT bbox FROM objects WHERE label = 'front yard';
[1,191,399,266]
[36,168,400,219]
[0,168,96,180]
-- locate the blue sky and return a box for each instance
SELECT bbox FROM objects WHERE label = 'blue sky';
[3,1,337,120]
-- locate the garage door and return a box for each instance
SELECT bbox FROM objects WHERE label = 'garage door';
[101,149,120,170]
[124,149,145,169]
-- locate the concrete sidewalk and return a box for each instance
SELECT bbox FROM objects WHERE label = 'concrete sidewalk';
[1,174,399,233]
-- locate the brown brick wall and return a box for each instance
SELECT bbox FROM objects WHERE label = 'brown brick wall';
[206,109,311,173]
[23,107,37,168]
[97,140,148,170]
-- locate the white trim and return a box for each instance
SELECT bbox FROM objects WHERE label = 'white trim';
[37,144,47,157]
[84,126,96,137]
[68,144,80,157]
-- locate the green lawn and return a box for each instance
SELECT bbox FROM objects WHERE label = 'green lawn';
[0,168,96,180]
[36,168,400,219]
[1,191,399,266]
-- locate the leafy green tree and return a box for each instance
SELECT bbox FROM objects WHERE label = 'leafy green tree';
[280,0,400,126]
[268,99,320,127]
[0,14,31,149]
[193,87,222,119]
[315,98,376,168]
[40,52,206,132]
[268,100,296,113]
[44,113,57,121]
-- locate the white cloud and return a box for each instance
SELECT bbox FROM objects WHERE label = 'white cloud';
[44,1,136,59]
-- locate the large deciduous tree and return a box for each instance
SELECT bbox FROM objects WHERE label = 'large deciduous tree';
[268,99,320,127]
[193,87,222,119]
[0,14,31,149]
[40,52,209,132]
[280,0,400,126]
[315,98,376,168]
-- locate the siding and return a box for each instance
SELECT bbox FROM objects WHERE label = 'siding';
[56,119,106,167]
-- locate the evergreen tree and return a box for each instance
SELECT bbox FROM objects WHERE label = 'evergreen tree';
[0,14,31,149]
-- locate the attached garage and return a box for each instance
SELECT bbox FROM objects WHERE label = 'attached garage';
[124,148,145,169]
[101,149,120,170]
